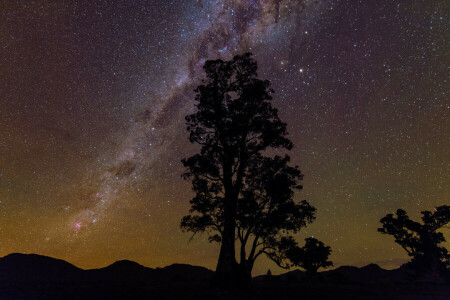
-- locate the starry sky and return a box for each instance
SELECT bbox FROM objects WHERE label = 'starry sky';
[0,0,448,275]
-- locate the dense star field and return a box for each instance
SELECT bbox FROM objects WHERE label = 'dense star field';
[0,0,448,275]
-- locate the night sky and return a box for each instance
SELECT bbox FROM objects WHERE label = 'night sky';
[0,0,448,275]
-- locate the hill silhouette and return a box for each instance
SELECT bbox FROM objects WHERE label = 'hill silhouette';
[0,253,215,299]
[0,253,448,299]
[0,253,83,281]
[254,263,409,284]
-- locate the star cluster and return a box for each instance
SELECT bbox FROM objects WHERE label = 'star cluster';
[0,0,448,274]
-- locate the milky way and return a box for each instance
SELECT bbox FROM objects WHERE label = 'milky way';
[67,0,328,237]
[0,0,448,274]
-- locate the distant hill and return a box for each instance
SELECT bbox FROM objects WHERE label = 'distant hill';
[0,253,217,299]
[256,263,410,284]
[0,253,213,284]
[0,253,83,281]
[0,253,448,299]
[324,263,408,283]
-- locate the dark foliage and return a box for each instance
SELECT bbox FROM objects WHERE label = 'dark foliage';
[287,237,333,274]
[236,155,315,277]
[180,53,314,284]
[378,205,450,280]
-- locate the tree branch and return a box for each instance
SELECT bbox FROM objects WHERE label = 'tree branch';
[261,250,290,269]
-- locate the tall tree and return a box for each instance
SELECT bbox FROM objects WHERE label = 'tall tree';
[181,53,295,285]
[378,205,450,280]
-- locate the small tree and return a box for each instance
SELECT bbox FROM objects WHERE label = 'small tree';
[236,154,316,279]
[287,237,333,274]
[378,205,450,279]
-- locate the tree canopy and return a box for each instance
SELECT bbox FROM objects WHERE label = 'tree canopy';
[378,205,450,279]
[236,154,315,275]
[287,237,333,274]
[180,53,315,285]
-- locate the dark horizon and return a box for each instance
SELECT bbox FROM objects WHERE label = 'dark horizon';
[4,252,447,299]
[0,251,410,273]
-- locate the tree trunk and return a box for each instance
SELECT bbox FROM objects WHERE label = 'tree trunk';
[214,191,238,287]
[238,259,253,286]
[215,219,237,279]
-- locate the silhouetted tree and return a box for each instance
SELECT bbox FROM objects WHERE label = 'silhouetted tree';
[378,205,450,280]
[235,154,315,280]
[180,53,302,286]
[181,154,316,284]
[287,237,333,275]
